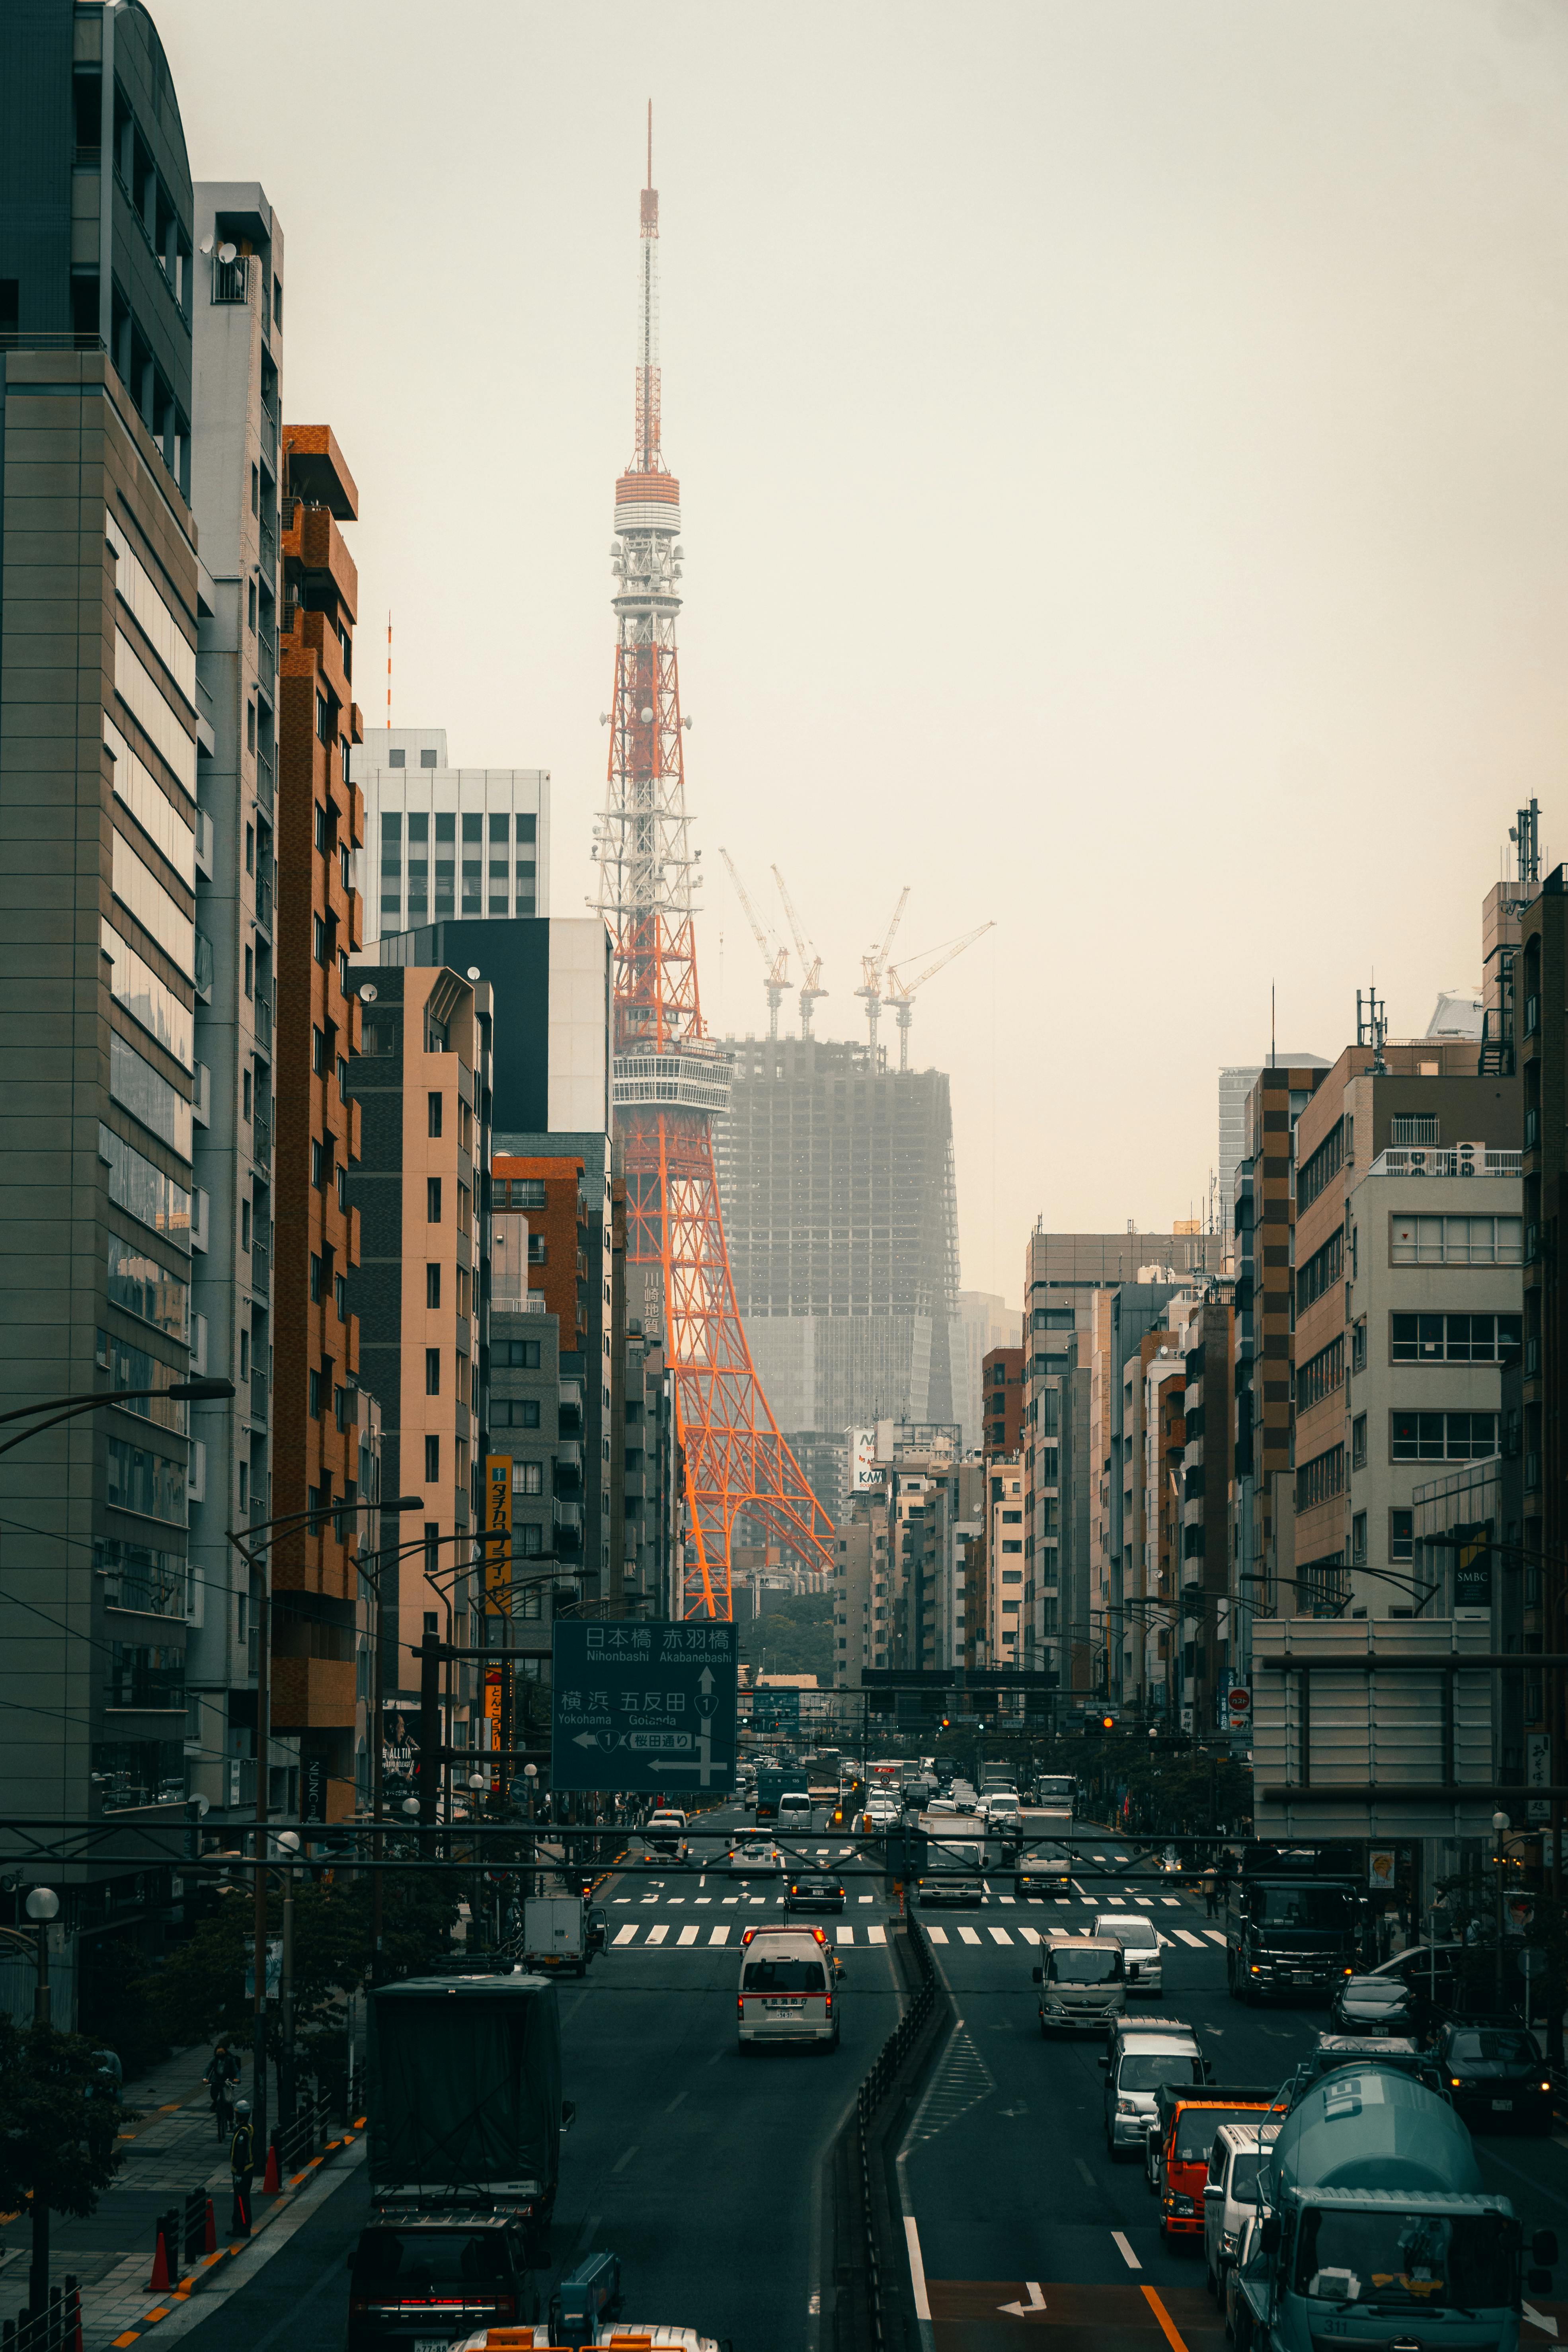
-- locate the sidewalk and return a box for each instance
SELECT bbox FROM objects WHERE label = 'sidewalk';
[0,2044,252,2340]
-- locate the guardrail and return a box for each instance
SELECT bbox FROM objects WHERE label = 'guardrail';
[849,1907,943,2350]
[0,2277,80,2352]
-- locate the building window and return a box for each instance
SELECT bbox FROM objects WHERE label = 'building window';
[1351,1414,1367,1469]
[528,1235,547,1265]
[425,1348,441,1396]
[1390,1411,1498,1462]
[426,1263,441,1309]
[1390,1509,1414,1563]
[1352,1321,1367,1373]
[1391,1313,1523,1364]
[513,1461,544,1496]
[313,913,326,963]
[518,1522,544,1557]
[1298,1336,1344,1412]
[308,1368,322,1418]
[244,945,253,998]
[316,692,330,743]
[1351,1511,1367,1565]
[1297,1230,1345,1312]
[425,1434,440,1481]
[427,1090,443,1138]
[309,1252,322,1302]
[494,1400,541,1430]
[1390,1215,1523,1266]
[1001,1539,1023,1554]
[420,747,438,767]
[241,1197,252,1250]
[248,579,257,633]
[312,1024,326,1075]
[427,1177,442,1223]
[500,1338,541,1368]
[389,747,406,768]
[503,1178,548,1210]
[1296,1444,1346,1511]
[335,1162,347,1209]
[310,1139,324,1189]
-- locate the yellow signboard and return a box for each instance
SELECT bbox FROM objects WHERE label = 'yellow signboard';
[484,1455,513,1614]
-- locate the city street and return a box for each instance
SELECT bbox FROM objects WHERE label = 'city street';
[116,1810,1568,2352]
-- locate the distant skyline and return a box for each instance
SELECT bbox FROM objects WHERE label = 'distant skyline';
[157,0,1568,1292]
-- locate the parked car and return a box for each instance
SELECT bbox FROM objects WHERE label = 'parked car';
[1433,2018,1554,2135]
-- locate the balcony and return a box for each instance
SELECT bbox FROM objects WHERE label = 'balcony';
[250,1369,267,1425]
[255,746,274,817]
[259,512,276,578]
[251,1238,269,1297]
[211,253,252,305]
[255,866,273,934]
[252,1112,271,1172]
[253,988,272,1051]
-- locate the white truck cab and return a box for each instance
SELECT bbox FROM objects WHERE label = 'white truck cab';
[1034,1932,1126,2034]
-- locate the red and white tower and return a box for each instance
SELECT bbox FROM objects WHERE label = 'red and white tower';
[596,115,833,1617]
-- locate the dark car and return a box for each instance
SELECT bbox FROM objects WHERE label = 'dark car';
[1329,1974,1422,2039]
[1015,1845,1072,1898]
[586,1905,608,1955]
[786,1872,846,1914]
[1435,2020,1554,2135]
[347,2211,540,2352]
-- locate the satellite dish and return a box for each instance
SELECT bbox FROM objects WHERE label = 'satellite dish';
[217,242,237,266]
[199,233,215,257]
[466,966,481,981]
[359,982,378,1003]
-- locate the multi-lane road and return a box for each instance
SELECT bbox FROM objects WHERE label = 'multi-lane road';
[153,1802,1568,2352]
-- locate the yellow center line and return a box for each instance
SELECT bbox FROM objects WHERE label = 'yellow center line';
[1141,2285,1191,2352]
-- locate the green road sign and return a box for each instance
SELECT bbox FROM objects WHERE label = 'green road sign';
[550,1619,739,1796]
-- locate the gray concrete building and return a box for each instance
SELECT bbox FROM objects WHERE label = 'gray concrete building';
[353,727,550,948]
[183,179,283,1828]
[0,5,215,1980]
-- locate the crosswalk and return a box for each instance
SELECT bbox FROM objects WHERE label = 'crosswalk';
[923,1924,1229,1951]
[608,1920,889,1950]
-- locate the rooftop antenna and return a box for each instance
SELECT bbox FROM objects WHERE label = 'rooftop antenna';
[386,611,392,738]
[1357,979,1388,1073]
[1509,797,1541,889]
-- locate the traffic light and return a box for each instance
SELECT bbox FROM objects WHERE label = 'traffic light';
[940,1716,950,1731]
[1101,1715,1114,1732]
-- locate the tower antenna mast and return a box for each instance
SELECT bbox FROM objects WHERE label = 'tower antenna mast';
[595,117,832,1617]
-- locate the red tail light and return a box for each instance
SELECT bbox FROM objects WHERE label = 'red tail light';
[825,1994,833,2013]
[737,1995,744,2015]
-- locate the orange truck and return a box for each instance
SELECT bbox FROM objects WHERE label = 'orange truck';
[1147,2085,1287,2242]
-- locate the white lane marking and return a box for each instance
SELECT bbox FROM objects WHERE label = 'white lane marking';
[1523,2304,1559,2338]
[669,1897,685,1905]
[1112,2231,1141,2272]
[677,1925,699,1946]
[1173,1929,1206,1948]
[695,1897,711,1906]
[926,1925,950,1944]
[612,2145,638,2173]
[905,2216,932,2323]
[859,1894,874,1903]
[836,1924,854,1944]
[723,1896,739,1904]
[999,1895,1016,1905]
[987,1926,1012,1946]
[958,1927,982,1945]
[640,1894,658,1905]
[1074,2157,1096,2187]
[612,1924,638,1946]
[1071,1880,1090,1897]
[665,2088,688,2113]
[708,1925,730,1945]
[1160,1897,1181,1907]
[1135,1896,1153,1907]
[1018,1927,1040,1944]
[647,1923,669,1944]
[1204,1929,1227,1946]
[869,1924,887,1944]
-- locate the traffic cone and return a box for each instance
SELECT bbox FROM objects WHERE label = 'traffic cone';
[148,2219,171,2293]
[203,2197,216,2254]
[262,2137,281,2194]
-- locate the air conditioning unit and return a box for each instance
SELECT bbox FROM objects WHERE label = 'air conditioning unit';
[1455,1140,1483,1177]
[1407,1150,1429,1176]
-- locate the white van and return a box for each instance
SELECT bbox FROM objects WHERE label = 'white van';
[1203,2120,1279,2300]
[1100,2017,1204,2159]
[1093,1910,1163,1995]
[778,1788,813,1832]
[1033,1933,1126,2035]
[737,1927,841,2051]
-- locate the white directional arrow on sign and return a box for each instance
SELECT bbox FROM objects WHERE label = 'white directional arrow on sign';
[997,2283,1045,2317]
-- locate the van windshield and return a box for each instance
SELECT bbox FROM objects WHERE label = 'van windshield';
[1119,2053,1203,2092]
[1294,2208,1511,2311]
[1229,2154,1265,2206]
[1049,1946,1122,1984]
[1173,2106,1275,2162]
[782,1792,810,1808]
[743,1958,826,1993]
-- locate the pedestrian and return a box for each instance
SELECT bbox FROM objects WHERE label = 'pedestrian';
[204,2039,240,2139]
[1202,1866,1218,1920]
[229,2098,256,2238]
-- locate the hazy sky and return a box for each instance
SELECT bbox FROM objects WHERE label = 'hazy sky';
[155,0,1568,1295]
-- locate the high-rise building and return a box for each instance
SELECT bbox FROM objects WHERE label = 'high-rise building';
[353,727,550,947]
[955,1289,1022,1452]
[713,1035,962,1433]
[185,179,285,1829]
[269,422,367,1819]
[1220,1056,1328,1234]
[981,1346,1025,1458]
[0,4,209,1969]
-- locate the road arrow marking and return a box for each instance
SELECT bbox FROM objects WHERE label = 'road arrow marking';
[1525,2306,1559,2339]
[998,2283,1046,2315]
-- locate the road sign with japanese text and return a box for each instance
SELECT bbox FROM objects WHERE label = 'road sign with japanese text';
[484,1456,512,1613]
[550,1619,739,1795]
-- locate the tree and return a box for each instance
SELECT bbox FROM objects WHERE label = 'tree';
[0,2020,128,2219]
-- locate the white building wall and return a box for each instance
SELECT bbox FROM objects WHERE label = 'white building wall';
[353,725,550,943]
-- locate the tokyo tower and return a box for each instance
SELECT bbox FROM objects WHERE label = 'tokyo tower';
[595,112,833,1617]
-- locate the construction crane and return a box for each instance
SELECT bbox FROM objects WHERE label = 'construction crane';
[884,920,995,1071]
[719,847,789,1038]
[855,886,909,1061]
[771,864,827,1037]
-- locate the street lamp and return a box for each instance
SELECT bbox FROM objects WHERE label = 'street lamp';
[0,1378,234,1462]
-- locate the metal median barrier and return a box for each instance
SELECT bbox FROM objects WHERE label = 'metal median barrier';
[828,1905,952,2352]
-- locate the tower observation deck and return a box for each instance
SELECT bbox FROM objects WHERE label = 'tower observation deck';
[594,115,833,1617]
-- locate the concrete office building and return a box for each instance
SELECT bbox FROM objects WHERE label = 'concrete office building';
[183,180,285,1827]
[712,1035,962,1435]
[1175,1289,1235,1732]
[1020,1226,1225,1709]
[0,3,215,1970]
[346,962,491,1763]
[1220,1058,1328,1241]
[353,727,550,947]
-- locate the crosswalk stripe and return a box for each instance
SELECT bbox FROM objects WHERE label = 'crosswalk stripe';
[1160,1897,1181,1908]
[869,1924,887,1945]
[858,1894,873,1904]
[613,1925,638,1946]
[958,1927,982,1945]
[1172,1929,1205,1949]
[926,1926,950,1944]
[1018,1926,1040,1944]
[987,1927,1012,1946]
[647,1924,669,1944]
[835,1925,854,1944]
[1204,1929,1227,1947]
[709,1925,730,1945]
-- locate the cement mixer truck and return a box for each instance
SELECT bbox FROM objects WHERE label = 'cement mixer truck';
[1227,2060,1556,2352]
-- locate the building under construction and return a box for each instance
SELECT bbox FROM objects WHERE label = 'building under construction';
[712,1034,962,1437]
